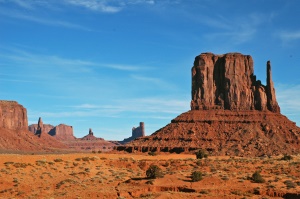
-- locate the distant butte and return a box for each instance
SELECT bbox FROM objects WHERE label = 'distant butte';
[117,52,300,156]
[0,101,66,151]
[29,119,116,152]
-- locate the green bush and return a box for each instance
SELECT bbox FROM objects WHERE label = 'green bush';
[191,171,202,182]
[146,165,164,179]
[281,154,293,161]
[195,149,208,159]
[148,151,157,156]
[252,171,265,183]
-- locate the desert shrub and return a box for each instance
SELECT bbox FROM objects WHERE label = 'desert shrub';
[146,165,164,179]
[281,154,293,161]
[148,151,157,156]
[75,158,81,161]
[54,158,63,162]
[191,171,202,182]
[13,163,27,168]
[36,160,47,166]
[284,180,297,189]
[4,162,14,166]
[82,157,90,161]
[252,171,265,183]
[195,149,208,159]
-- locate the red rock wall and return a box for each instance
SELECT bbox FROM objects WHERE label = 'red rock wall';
[49,124,76,141]
[0,101,28,131]
[28,124,54,135]
[191,53,280,113]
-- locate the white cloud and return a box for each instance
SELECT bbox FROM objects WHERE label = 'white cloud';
[0,47,147,72]
[65,0,122,13]
[0,8,91,31]
[279,30,300,42]
[64,0,156,13]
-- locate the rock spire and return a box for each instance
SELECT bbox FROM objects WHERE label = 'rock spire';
[190,53,280,113]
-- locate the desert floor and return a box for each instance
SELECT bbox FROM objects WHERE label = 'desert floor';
[0,152,299,199]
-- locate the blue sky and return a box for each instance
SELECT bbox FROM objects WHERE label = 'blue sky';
[1,0,300,140]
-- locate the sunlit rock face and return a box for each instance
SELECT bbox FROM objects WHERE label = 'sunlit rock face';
[119,53,300,157]
[0,100,28,131]
[191,53,280,113]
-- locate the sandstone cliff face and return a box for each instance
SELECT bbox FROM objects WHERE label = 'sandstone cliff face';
[28,124,54,136]
[48,124,76,141]
[0,101,28,131]
[0,101,67,151]
[191,53,280,113]
[121,122,146,144]
[119,52,300,156]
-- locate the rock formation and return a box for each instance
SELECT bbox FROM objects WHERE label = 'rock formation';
[28,123,54,136]
[117,53,300,156]
[29,120,116,151]
[0,101,28,131]
[48,124,76,141]
[121,122,145,144]
[80,128,104,140]
[0,101,66,151]
[190,53,280,112]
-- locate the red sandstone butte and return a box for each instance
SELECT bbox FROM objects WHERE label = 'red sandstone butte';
[118,53,300,156]
[0,101,66,151]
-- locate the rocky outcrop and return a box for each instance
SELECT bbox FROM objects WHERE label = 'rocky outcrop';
[0,101,67,151]
[80,128,104,140]
[118,53,300,156]
[121,122,145,144]
[29,118,75,141]
[29,120,116,151]
[48,124,76,141]
[28,123,54,136]
[0,101,28,131]
[190,53,280,113]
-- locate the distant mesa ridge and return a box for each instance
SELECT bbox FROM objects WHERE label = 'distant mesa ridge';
[121,122,145,144]
[117,52,300,156]
[28,118,115,151]
[0,101,67,151]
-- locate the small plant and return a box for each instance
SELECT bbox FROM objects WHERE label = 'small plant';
[54,158,63,162]
[191,171,202,182]
[82,157,90,161]
[146,165,164,179]
[195,149,208,159]
[252,171,265,183]
[284,180,296,189]
[281,154,293,161]
[148,151,157,156]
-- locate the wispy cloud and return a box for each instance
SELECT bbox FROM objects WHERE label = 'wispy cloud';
[64,0,122,13]
[64,0,156,13]
[278,30,300,42]
[198,12,274,45]
[0,47,148,72]
[0,8,91,31]
[71,97,189,115]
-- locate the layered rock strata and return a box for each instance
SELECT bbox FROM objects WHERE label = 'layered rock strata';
[0,101,28,131]
[190,53,280,112]
[121,122,145,144]
[117,53,300,156]
[0,101,66,151]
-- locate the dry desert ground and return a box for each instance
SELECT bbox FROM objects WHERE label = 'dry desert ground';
[0,152,300,199]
